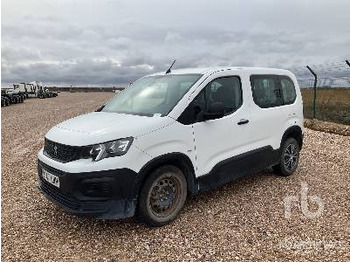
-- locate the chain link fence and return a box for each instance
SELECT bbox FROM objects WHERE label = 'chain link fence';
[288,61,350,125]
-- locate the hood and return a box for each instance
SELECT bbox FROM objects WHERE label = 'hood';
[45,112,174,146]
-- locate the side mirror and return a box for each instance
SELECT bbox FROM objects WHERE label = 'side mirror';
[200,102,225,121]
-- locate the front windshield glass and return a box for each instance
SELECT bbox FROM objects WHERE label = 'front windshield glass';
[102,74,202,116]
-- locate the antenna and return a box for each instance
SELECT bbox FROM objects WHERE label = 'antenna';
[166,60,176,74]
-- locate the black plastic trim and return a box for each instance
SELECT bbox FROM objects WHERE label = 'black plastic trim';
[198,146,280,192]
[135,152,198,196]
[281,126,303,150]
[38,160,138,219]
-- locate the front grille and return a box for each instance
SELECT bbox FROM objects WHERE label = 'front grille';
[44,139,90,163]
[39,176,80,210]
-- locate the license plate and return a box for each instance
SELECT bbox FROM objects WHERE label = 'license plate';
[42,169,60,188]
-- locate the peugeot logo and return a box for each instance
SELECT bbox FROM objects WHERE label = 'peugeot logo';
[53,145,58,156]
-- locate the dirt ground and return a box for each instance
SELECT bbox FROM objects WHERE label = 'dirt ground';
[1,92,349,261]
[304,118,350,136]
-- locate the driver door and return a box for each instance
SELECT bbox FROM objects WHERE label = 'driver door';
[190,75,251,181]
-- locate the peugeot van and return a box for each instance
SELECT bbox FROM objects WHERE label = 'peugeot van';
[38,67,304,226]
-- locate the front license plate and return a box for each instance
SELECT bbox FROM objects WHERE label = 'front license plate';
[42,169,60,188]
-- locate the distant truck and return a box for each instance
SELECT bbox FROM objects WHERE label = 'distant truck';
[9,83,28,98]
[1,81,58,107]
[1,88,24,107]
[13,81,58,99]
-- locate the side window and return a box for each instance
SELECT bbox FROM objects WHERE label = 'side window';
[280,76,296,105]
[251,75,281,108]
[178,76,242,124]
[205,77,242,114]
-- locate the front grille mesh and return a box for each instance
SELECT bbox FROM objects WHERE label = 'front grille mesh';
[44,139,89,163]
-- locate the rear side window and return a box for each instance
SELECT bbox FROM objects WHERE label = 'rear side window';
[251,75,282,108]
[251,75,297,108]
[280,76,296,105]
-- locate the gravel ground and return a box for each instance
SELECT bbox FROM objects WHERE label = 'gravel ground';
[304,119,350,136]
[1,92,349,262]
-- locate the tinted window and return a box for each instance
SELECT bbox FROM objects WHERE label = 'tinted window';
[280,76,296,104]
[205,77,242,114]
[178,76,242,124]
[251,75,282,108]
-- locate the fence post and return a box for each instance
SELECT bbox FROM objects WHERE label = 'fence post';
[346,60,350,68]
[306,66,317,119]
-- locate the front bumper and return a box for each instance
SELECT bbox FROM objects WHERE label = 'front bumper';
[38,160,138,219]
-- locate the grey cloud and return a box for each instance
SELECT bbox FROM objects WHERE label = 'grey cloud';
[2,0,350,86]
[3,58,156,85]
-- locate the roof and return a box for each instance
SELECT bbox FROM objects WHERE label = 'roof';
[150,66,292,76]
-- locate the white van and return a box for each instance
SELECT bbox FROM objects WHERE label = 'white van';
[38,67,304,226]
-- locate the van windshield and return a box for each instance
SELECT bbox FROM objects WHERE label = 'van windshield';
[102,74,202,116]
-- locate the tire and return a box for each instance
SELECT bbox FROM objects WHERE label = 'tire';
[273,137,300,176]
[137,165,187,227]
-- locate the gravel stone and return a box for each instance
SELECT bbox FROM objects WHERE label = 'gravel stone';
[1,92,349,261]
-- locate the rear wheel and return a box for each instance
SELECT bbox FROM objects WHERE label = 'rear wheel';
[273,137,300,176]
[137,165,187,227]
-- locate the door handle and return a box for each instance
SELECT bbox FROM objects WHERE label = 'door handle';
[237,119,249,125]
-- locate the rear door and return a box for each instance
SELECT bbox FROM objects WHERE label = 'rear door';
[248,75,285,150]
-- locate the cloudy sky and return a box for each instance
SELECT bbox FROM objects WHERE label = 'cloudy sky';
[2,0,350,86]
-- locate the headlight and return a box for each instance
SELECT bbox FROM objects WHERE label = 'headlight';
[89,137,133,161]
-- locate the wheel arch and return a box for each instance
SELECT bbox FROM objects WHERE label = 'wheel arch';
[133,152,198,199]
[281,125,303,149]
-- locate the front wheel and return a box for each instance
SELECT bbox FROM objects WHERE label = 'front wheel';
[137,165,187,227]
[273,137,300,176]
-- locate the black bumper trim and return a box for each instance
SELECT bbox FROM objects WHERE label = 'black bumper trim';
[38,160,138,219]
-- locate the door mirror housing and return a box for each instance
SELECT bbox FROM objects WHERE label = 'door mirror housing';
[200,102,225,121]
